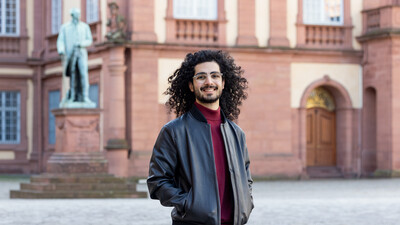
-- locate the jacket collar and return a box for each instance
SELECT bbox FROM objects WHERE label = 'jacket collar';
[189,104,227,124]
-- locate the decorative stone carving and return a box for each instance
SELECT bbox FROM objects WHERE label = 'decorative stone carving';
[106,2,127,42]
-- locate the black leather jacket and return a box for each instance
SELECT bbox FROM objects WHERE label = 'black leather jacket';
[147,106,254,225]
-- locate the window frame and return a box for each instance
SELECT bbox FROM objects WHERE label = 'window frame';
[0,91,20,144]
[0,0,20,36]
[89,83,99,108]
[47,90,60,145]
[173,0,218,21]
[86,0,99,24]
[51,0,62,34]
[165,0,226,45]
[296,0,352,49]
[303,0,344,26]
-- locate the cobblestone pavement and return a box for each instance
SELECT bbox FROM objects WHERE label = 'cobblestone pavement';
[1,177,400,225]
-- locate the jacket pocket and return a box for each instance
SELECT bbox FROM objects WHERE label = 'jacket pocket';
[241,189,254,224]
[174,188,192,218]
[182,188,193,218]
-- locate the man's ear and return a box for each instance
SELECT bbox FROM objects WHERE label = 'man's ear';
[188,81,194,92]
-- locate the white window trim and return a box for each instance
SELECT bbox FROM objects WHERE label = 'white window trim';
[0,91,20,144]
[0,0,20,36]
[86,0,99,24]
[303,0,344,26]
[173,0,218,20]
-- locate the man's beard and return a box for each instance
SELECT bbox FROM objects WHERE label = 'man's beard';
[194,85,222,104]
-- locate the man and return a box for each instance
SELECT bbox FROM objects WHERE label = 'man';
[57,8,95,108]
[147,50,254,225]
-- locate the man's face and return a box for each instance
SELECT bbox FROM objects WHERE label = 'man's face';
[189,61,225,109]
[71,11,81,22]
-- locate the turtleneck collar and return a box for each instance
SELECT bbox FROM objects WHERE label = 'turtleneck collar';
[194,101,221,122]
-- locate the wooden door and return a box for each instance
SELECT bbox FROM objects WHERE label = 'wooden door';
[306,108,336,166]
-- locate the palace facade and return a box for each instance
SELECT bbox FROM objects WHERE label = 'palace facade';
[1,0,399,179]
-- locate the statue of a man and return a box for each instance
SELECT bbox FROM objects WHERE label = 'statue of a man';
[57,8,95,108]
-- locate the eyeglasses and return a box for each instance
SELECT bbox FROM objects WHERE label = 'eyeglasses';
[193,72,223,82]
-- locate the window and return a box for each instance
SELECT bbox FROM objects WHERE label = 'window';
[173,0,217,20]
[51,0,62,34]
[48,90,59,145]
[86,0,99,23]
[0,91,20,144]
[89,83,99,107]
[0,0,19,36]
[303,0,343,25]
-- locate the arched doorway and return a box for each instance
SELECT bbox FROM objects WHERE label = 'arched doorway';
[306,87,336,167]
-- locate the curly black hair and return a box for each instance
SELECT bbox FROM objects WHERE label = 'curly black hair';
[165,50,248,120]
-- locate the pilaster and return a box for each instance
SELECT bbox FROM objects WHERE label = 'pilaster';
[268,0,290,47]
[236,0,258,46]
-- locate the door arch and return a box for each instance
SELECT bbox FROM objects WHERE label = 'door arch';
[306,87,336,167]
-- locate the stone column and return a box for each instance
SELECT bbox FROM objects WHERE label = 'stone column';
[105,46,129,177]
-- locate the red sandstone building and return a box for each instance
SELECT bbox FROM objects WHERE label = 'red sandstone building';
[0,0,398,179]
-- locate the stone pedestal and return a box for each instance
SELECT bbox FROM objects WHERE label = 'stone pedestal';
[46,108,107,173]
[10,108,146,199]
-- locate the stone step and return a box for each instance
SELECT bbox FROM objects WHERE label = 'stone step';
[20,182,137,192]
[30,174,126,184]
[307,166,343,179]
[10,173,148,199]
[10,190,147,199]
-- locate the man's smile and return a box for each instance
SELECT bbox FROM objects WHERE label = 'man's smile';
[200,85,218,92]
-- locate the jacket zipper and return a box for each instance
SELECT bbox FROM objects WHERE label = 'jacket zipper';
[221,123,240,225]
[207,124,221,224]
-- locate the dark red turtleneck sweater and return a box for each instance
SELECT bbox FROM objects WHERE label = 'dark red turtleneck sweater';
[194,102,233,225]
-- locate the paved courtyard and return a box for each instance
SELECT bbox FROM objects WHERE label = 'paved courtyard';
[0,177,399,225]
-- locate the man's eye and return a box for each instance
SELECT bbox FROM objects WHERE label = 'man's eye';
[196,75,206,80]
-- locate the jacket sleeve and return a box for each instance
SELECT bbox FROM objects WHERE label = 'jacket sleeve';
[147,125,188,213]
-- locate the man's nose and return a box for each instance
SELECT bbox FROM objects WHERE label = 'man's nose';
[204,75,213,84]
